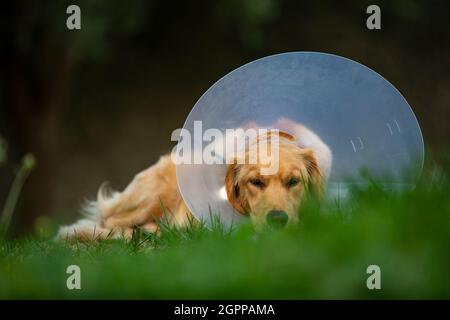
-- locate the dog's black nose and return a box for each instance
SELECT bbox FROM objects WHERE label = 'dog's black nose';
[266,210,288,228]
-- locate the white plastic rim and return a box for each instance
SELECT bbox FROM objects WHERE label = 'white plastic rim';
[176,52,424,226]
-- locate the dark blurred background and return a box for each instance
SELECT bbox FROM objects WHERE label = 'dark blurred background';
[1,0,449,235]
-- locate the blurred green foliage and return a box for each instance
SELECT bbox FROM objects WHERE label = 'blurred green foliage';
[0,168,449,299]
[0,136,7,167]
[0,148,35,238]
[12,1,148,60]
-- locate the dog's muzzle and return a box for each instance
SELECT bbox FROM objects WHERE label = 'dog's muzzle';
[266,210,288,228]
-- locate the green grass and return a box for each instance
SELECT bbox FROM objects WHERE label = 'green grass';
[1,171,450,299]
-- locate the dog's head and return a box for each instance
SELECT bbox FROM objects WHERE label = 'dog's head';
[225,131,323,229]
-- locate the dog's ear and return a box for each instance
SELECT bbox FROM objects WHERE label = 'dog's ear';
[225,162,249,214]
[299,149,324,198]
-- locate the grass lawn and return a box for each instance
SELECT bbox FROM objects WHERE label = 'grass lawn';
[1,171,449,299]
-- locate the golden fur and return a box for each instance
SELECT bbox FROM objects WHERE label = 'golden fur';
[57,123,331,241]
[225,132,323,229]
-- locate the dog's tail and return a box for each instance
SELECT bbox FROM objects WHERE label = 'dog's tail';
[55,183,123,242]
[55,218,114,242]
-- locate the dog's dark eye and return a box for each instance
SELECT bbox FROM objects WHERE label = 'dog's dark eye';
[250,179,264,188]
[286,178,300,188]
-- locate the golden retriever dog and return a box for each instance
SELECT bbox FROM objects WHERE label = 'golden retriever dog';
[57,119,332,240]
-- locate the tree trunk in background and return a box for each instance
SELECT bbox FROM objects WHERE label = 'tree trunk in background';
[8,40,76,234]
